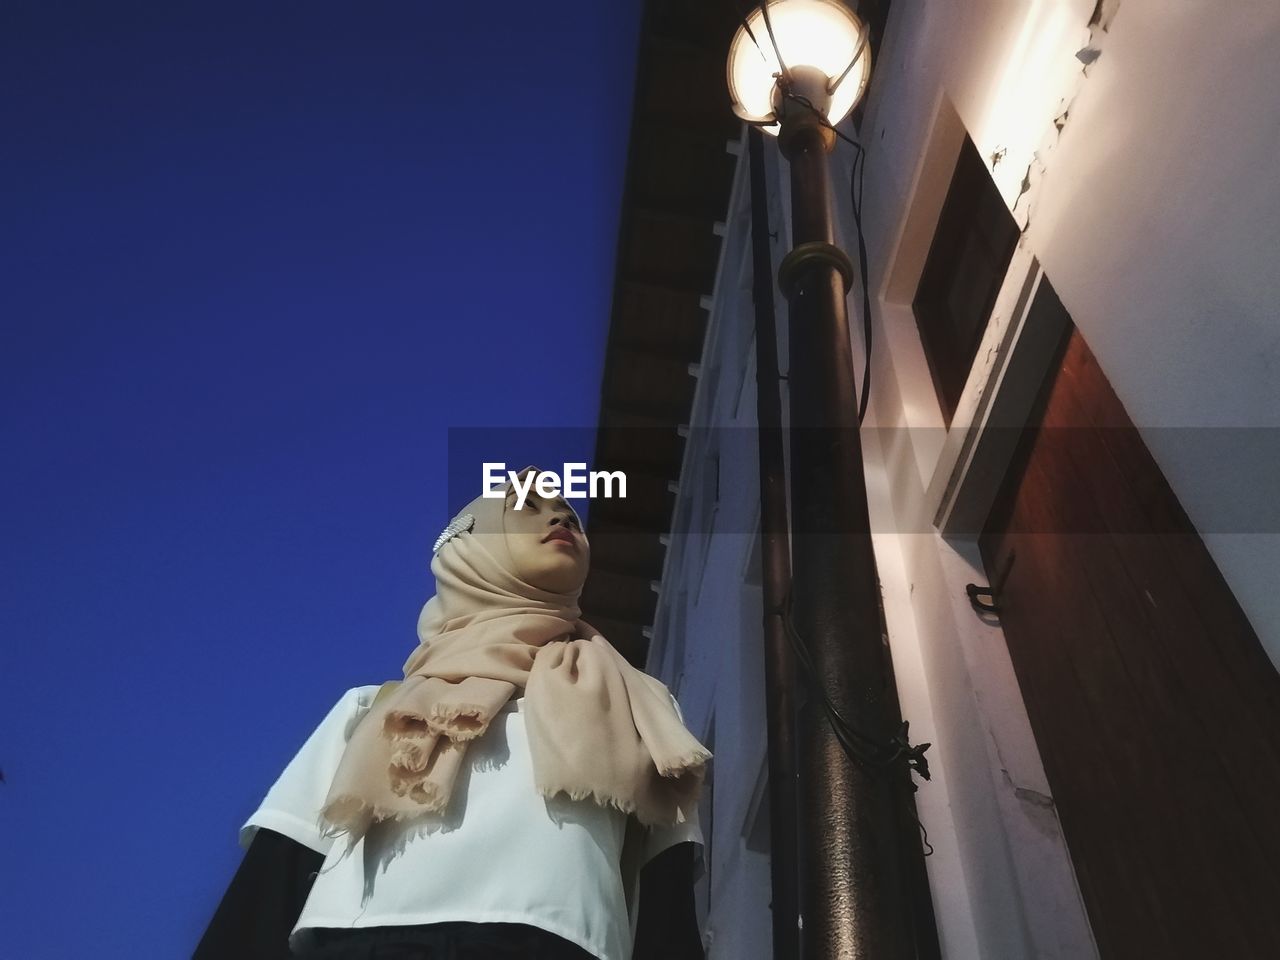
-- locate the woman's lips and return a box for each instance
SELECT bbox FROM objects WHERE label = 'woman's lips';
[543,529,577,547]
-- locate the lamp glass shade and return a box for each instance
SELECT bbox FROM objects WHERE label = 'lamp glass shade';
[727,0,871,133]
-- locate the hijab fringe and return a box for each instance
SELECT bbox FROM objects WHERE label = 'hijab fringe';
[656,746,714,778]
[319,793,448,840]
[535,783,640,819]
[385,704,491,738]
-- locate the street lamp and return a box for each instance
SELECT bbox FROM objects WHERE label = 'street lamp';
[727,5,935,960]
[727,0,871,135]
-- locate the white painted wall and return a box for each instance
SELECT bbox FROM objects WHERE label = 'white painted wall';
[647,141,777,960]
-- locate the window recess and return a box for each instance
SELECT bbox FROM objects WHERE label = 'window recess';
[912,134,1020,426]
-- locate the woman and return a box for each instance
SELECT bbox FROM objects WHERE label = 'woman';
[196,467,710,959]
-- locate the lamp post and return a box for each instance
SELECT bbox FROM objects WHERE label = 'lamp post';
[728,4,929,958]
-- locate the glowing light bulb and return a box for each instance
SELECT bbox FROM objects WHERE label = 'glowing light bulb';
[726,0,871,135]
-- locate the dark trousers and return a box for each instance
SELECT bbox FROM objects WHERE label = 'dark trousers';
[297,922,597,959]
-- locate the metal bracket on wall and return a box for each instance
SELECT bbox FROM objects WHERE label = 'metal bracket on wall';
[966,583,1000,615]
[966,550,1015,617]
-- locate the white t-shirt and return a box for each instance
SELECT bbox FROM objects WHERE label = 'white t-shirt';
[239,685,703,960]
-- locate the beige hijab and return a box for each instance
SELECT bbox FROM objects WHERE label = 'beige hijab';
[320,471,711,843]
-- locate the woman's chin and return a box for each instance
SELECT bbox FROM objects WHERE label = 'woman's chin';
[527,560,587,595]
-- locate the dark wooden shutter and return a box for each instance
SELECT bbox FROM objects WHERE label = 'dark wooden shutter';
[978,317,1280,955]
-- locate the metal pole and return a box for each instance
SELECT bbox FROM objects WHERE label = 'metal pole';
[778,114,914,959]
[748,125,801,960]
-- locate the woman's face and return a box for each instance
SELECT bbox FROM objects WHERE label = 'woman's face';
[502,484,590,594]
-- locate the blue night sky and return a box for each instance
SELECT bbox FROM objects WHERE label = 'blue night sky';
[0,2,641,955]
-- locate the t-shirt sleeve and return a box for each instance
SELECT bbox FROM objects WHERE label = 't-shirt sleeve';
[238,685,378,856]
[642,690,706,866]
[194,828,326,960]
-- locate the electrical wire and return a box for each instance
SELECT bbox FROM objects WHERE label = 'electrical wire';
[850,136,872,425]
[777,586,935,856]
[779,588,931,779]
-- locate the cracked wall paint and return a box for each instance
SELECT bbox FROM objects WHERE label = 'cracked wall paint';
[1009,7,1118,230]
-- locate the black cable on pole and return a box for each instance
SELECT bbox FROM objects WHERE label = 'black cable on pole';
[779,588,931,779]
[776,586,935,855]
[850,141,873,425]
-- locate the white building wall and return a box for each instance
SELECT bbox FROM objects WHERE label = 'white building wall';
[648,143,776,960]
[648,2,1279,958]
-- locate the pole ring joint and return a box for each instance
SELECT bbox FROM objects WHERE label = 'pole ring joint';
[778,241,855,297]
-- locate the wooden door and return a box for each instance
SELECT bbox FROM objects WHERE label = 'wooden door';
[979,319,1280,956]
